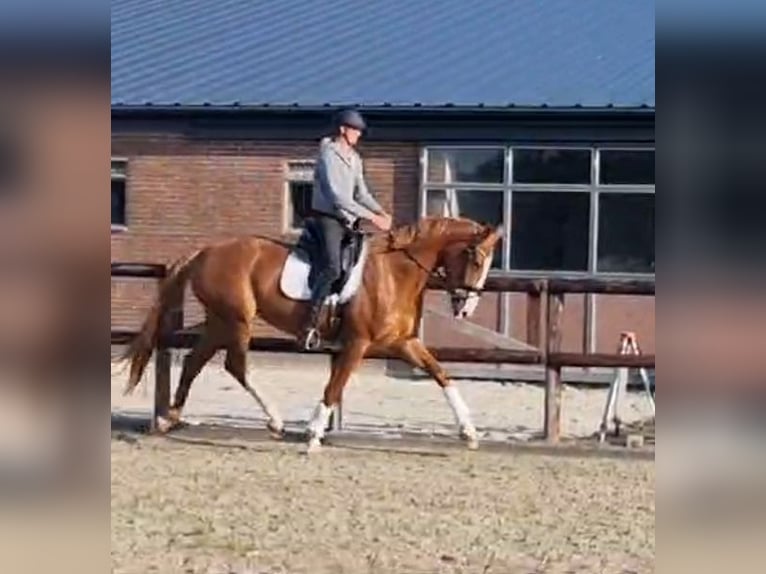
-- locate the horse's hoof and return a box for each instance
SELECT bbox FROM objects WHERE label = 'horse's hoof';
[460,427,480,450]
[154,416,173,434]
[306,437,323,454]
[267,420,285,440]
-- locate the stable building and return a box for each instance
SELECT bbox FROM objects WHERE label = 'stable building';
[111,0,655,363]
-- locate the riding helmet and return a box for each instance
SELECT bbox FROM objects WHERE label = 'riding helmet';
[335,108,367,131]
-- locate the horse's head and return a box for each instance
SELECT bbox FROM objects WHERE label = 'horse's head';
[439,223,503,319]
[383,216,503,319]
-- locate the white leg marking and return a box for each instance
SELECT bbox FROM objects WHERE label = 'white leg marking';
[443,384,478,449]
[307,400,333,439]
[443,384,475,433]
[306,401,334,453]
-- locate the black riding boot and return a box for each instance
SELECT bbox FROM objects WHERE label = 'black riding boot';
[299,269,334,350]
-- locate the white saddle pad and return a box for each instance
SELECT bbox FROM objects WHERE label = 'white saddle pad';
[279,239,369,302]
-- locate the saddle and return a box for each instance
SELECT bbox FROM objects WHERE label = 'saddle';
[295,217,365,297]
[279,217,369,306]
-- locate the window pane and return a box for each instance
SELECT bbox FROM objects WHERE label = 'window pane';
[425,189,504,268]
[510,191,590,271]
[111,179,126,225]
[290,181,313,227]
[426,148,505,184]
[600,149,654,185]
[597,193,655,273]
[513,148,591,184]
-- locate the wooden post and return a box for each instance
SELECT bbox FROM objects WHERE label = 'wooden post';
[335,400,344,431]
[326,401,343,432]
[526,291,542,348]
[151,267,184,431]
[544,290,564,443]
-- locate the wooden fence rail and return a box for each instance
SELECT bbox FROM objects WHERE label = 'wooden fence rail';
[111,261,655,443]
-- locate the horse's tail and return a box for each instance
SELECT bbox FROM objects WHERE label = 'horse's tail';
[120,249,202,395]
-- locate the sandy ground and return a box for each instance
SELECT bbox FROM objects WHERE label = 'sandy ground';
[111,351,654,442]
[111,351,654,573]
[111,436,654,574]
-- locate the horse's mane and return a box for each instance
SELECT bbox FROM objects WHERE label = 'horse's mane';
[246,217,484,256]
[375,216,484,252]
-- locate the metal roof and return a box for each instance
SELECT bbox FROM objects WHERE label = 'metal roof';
[111,0,655,110]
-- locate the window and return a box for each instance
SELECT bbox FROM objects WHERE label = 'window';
[420,145,655,277]
[425,189,504,268]
[513,148,591,185]
[423,148,506,269]
[597,193,655,273]
[511,191,590,271]
[599,149,654,185]
[509,147,593,272]
[427,148,505,184]
[285,160,314,231]
[597,148,655,274]
[111,158,127,228]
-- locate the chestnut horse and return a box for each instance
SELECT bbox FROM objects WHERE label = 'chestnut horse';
[120,216,502,451]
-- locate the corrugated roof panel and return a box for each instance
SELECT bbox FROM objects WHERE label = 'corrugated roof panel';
[111,0,655,109]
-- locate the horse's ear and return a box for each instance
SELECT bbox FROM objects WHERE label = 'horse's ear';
[480,224,503,243]
[479,225,503,248]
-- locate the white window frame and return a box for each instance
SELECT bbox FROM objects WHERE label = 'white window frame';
[111,157,128,233]
[283,159,315,235]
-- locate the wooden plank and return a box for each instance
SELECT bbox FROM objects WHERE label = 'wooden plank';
[548,278,654,296]
[426,276,654,296]
[544,293,564,443]
[550,352,655,369]
[113,331,654,369]
[427,276,546,294]
[112,262,654,296]
[113,331,543,364]
[111,262,166,278]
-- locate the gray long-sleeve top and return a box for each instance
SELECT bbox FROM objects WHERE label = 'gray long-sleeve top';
[312,137,384,225]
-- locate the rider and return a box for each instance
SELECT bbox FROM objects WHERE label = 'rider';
[300,108,392,350]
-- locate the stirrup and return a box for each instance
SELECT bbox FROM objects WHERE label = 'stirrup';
[302,328,322,351]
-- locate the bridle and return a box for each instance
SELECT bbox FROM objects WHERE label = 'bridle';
[387,232,486,303]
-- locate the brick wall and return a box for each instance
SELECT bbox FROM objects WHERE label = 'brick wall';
[110,135,420,336]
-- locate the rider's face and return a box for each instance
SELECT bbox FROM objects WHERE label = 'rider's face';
[340,126,362,146]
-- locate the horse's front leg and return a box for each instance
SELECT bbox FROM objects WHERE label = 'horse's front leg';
[396,337,479,449]
[306,339,369,453]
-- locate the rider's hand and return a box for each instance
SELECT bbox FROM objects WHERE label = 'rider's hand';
[372,212,392,231]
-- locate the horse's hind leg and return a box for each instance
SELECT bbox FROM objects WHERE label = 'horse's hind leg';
[224,319,285,438]
[397,337,479,449]
[160,320,224,433]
